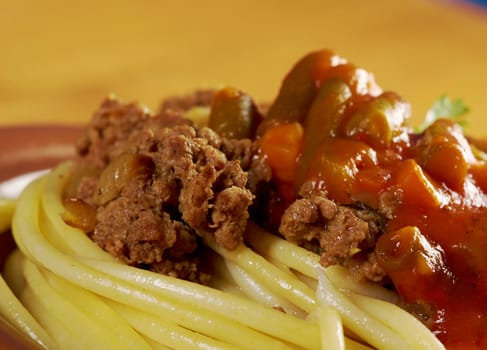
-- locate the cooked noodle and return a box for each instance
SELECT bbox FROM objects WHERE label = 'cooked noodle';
[0,162,445,349]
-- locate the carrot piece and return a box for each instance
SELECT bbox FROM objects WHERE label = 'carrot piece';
[393,159,446,208]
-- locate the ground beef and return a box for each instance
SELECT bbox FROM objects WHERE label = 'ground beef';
[220,138,272,194]
[159,89,215,114]
[76,96,153,168]
[72,94,262,283]
[279,183,387,282]
[71,92,389,285]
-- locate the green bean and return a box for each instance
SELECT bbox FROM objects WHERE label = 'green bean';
[296,78,352,188]
[414,119,474,190]
[208,87,261,139]
[260,50,344,132]
[343,92,410,146]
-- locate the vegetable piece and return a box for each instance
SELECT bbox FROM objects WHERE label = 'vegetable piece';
[375,226,446,301]
[469,162,487,192]
[262,50,346,128]
[319,63,382,98]
[259,122,304,184]
[344,92,410,146]
[183,106,210,128]
[392,159,447,208]
[93,154,154,205]
[414,119,475,190]
[375,226,442,274]
[417,95,469,132]
[63,161,100,199]
[208,87,261,139]
[306,138,377,204]
[261,50,382,136]
[296,78,352,187]
[62,198,97,233]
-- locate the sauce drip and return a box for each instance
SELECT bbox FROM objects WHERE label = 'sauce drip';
[259,50,487,349]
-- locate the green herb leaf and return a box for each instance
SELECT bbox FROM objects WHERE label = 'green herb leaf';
[417,95,470,132]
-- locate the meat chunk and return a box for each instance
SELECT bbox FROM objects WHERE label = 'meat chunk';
[76,96,152,167]
[76,95,193,169]
[220,138,272,194]
[279,184,387,282]
[72,96,259,282]
[159,89,215,114]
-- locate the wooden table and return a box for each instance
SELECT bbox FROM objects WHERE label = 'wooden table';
[1,0,487,135]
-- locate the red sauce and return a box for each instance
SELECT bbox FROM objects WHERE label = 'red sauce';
[259,50,487,349]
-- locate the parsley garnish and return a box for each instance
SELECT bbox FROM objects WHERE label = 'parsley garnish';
[417,95,470,132]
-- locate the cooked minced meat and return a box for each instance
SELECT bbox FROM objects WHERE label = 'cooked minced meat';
[71,94,262,283]
[159,89,215,113]
[71,92,387,285]
[279,182,387,283]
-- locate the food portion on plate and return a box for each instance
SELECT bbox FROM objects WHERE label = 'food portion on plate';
[1,49,486,349]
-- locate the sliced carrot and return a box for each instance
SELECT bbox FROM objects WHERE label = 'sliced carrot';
[393,159,446,208]
[260,122,303,184]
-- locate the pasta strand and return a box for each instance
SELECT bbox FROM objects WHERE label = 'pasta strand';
[105,299,243,350]
[224,259,307,318]
[21,258,132,350]
[13,175,307,350]
[206,237,318,313]
[0,273,55,349]
[1,161,446,350]
[39,162,117,262]
[309,306,345,350]
[246,222,398,303]
[40,267,153,350]
[316,269,412,350]
[0,198,15,233]
[348,293,445,350]
[80,257,318,350]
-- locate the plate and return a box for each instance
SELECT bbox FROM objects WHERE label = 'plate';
[0,125,83,183]
[0,125,83,349]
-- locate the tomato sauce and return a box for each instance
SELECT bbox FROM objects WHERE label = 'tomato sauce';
[259,50,487,349]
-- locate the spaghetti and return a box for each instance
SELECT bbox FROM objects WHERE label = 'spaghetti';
[0,162,443,349]
[1,48,476,349]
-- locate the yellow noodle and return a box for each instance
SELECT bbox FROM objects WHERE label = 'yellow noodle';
[80,257,318,350]
[21,258,131,350]
[245,222,398,303]
[343,339,375,350]
[348,293,444,350]
[14,176,306,350]
[2,161,447,350]
[308,306,345,350]
[224,259,307,318]
[20,287,74,350]
[0,198,16,233]
[40,267,153,350]
[2,249,58,350]
[244,221,322,277]
[0,273,55,350]
[144,338,174,350]
[203,250,247,296]
[3,249,27,297]
[106,299,243,350]
[206,237,318,313]
[316,269,413,350]
[39,162,117,261]
[183,106,210,127]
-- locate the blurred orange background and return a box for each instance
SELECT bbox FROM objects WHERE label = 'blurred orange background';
[1,0,487,135]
